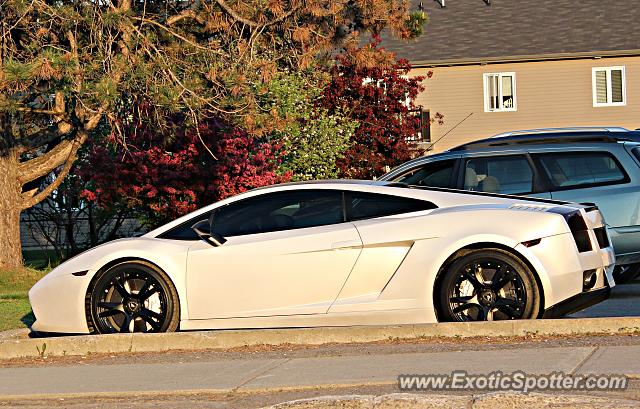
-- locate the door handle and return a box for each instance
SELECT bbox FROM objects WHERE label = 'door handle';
[331,240,361,249]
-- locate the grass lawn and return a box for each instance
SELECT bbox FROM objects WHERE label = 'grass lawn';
[0,267,47,332]
[23,248,61,270]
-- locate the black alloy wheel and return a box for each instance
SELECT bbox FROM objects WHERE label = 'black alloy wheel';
[88,262,179,334]
[438,249,540,322]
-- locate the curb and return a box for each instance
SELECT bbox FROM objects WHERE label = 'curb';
[2,316,640,360]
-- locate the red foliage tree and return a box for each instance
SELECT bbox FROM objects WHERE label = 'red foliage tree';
[79,117,289,226]
[322,42,428,179]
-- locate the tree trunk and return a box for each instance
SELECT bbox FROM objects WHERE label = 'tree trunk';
[0,154,24,269]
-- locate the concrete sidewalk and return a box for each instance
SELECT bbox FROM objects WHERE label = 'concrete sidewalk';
[3,316,640,360]
[2,344,640,398]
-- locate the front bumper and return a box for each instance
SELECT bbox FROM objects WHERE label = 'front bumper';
[29,271,93,334]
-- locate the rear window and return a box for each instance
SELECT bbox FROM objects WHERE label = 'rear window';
[349,192,436,221]
[535,152,628,190]
[632,147,640,162]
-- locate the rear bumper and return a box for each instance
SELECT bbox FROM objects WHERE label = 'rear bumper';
[542,285,611,318]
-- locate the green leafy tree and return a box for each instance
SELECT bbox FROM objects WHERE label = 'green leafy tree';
[0,0,426,268]
[261,73,357,181]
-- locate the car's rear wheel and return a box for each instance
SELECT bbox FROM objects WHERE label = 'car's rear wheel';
[613,263,640,284]
[437,249,541,322]
[88,261,179,334]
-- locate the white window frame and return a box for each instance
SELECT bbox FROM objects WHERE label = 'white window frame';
[483,72,517,112]
[592,66,626,107]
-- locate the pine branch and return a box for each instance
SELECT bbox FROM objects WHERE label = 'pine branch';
[20,131,88,210]
[17,136,80,184]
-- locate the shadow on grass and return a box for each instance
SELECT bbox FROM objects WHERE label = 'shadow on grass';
[20,311,35,329]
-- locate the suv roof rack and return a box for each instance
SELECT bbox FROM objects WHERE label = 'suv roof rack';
[450,129,640,151]
[491,126,630,138]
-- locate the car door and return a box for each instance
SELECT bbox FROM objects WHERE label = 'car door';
[329,191,438,313]
[459,153,552,199]
[186,189,363,320]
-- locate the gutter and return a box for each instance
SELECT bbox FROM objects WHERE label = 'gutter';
[410,49,640,68]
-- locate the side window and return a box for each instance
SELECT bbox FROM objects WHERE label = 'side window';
[349,192,436,221]
[463,155,534,194]
[534,152,628,190]
[212,190,344,237]
[158,211,212,240]
[393,160,456,188]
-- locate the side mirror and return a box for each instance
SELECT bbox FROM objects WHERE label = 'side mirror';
[191,219,227,247]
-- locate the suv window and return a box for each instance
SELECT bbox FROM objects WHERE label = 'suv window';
[463,155,534,194]
[349,192,436,221]
[393,159,456,188]
[212,190,344,237]
[534,152,628,189]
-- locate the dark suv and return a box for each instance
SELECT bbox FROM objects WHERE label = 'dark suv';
[381,127,640,282]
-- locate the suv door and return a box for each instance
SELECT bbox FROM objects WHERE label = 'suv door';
[459,154,551,198]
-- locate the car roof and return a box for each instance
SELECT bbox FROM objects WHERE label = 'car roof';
[450,129,640,152]
[382,127,640,178]
[146,179,577,238]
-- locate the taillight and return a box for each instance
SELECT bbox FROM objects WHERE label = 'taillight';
[550,208,593,252]
[594,227,610,249]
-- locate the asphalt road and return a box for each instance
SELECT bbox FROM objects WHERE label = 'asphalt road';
[571,278,640,318]
[3,334,640,408]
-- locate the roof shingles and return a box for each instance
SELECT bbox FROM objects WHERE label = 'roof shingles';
[381,0,640,65]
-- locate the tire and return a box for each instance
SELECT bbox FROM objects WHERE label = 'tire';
[613,264,640,284]
[437,249,541,322]
[87,261,180,334]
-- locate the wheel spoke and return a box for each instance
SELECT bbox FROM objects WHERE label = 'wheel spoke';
[491,265,512,291]
[141,308,163,321]
[494,297,523,318]
[453,302,477,314]
[138,310,162,331]
[486,308,494,321]
[450,295,473,304]
[97,302,124,318]
[98,309,124,318]
[137,283,158,301]
[120,314,133,333]
[462,270,483,290]
[114,278,130,298]
[98,301,122,310]
[476,305,488,321]
[496,297,524,308]
[136,280,151,299]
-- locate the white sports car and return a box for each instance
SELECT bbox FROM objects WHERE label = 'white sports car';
[29,181,615,334]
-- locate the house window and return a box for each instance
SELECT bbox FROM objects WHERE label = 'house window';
[592,67,626,107]
[483,72,516,112]
[406,108,431,143]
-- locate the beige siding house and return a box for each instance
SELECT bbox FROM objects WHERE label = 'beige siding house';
[381,0,640,153]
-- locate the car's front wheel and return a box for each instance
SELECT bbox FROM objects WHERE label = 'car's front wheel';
[88,261,180,334]
[437,249,541,322]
